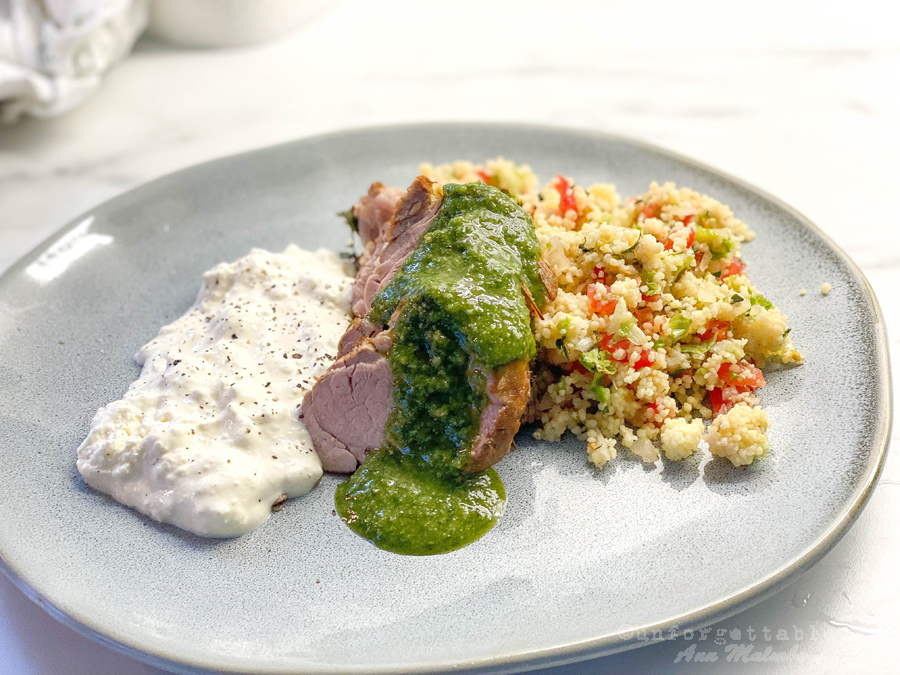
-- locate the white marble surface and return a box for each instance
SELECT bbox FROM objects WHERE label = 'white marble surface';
[1,1,899,673]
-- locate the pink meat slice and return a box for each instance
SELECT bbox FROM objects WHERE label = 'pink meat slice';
[337,317,382,358]
[300,334,392,473]
[352,176,442,317]
[353,182,405,247]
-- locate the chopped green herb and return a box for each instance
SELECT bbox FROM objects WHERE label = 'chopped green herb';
[680,339,714,355]
[639,270,662,296]
[555,337,570,360]
[782,327,791,338]
[710,245,733,261]
[557,315,572,335]
[694,226,725,245]
[730,294,745,304]
[621,239,639,255]
[669,314,691,340]
[750,293,774,310]
[338,208,358,233]
[614,317,642,345]
[695,226,733,260]
[579,348,616,375]
[673,254,693,283]
[589,376,611,403]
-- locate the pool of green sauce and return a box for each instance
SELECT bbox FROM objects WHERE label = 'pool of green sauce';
[335,182,544,555]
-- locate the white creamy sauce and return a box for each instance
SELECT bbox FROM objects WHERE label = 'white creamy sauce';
[77,246,353,537]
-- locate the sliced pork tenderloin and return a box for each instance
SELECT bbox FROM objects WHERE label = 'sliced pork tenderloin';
[305,176,557,474]
[337,317,382,358]
[300,334,392,473]
[463,358,532,472]
[352,182,404,247]
[352,176,442,317]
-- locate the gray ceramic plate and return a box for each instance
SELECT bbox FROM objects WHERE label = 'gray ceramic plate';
[0,124,890,675]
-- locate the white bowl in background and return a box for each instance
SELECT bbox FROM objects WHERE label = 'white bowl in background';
[147,0,338,48]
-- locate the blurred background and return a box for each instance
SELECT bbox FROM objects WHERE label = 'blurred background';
[1,1,898,673]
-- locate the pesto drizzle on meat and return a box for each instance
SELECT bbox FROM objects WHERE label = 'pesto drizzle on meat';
[335,183,544,555]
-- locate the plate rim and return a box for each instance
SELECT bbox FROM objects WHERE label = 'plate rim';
[0,121,891,675]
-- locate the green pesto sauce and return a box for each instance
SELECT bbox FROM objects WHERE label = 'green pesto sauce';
[370,182,545,368]
[335,182,543,556]
[334,450,506,556]
[385,297,487,473]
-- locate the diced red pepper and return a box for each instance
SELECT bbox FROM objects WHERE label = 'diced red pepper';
[665,224,695,251]
[679,214,695,225]
[709,386,743,415]
[694,251,705,266]
[641,202,661,219]
[645,401,672,425]
[476,169,492,184]
[722,259,746,278]
[641,293,661,304]
[697,319,730,342]
[717,362,765,390]
[598,300,618,316]
[634,351,653,369]
[710,362,765,415]
[586,283,602,302]
[709,387,727,415]
[586,283,617,316]
[633,307,655,327]
[601,333,631,359]
[554,175,577,215]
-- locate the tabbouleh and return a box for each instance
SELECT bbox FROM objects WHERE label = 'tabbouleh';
[420,159,802,469]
